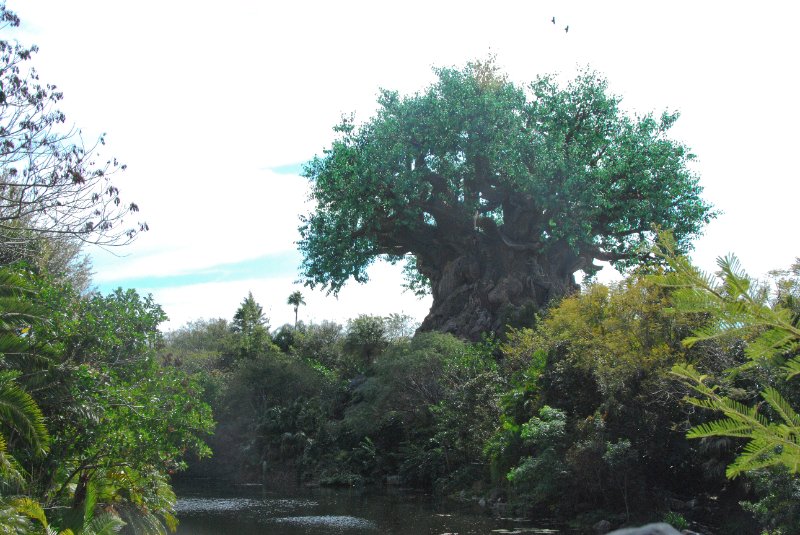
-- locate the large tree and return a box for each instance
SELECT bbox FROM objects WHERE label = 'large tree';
[299,60,714,339]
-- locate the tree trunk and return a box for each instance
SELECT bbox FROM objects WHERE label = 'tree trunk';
[417,237,580,341]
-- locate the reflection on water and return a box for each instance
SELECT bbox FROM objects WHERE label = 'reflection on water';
[174,479,560,535]
[177,497,317,514]
[270,515,378,531]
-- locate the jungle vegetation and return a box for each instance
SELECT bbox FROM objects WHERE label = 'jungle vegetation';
[165,254,800,534]
[0,5,213,533]
[1,3,797,533]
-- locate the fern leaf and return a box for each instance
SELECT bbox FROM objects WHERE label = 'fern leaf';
[687,418,756,439]
[726,450,780,478]
[785,356,800,380]
[762,387,800,426]
[746,329,796,361]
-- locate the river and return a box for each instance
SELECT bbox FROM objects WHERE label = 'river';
[174,479,563,534]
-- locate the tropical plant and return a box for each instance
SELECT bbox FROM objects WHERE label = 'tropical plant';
[488,274,712,516]
[657,235,800,478]
[0,267,51,534]
[287,291,306,328]
[18,279,213,533]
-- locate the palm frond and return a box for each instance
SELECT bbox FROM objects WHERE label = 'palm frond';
[9,496,49,528]
[83,512,125,535]
[0,371,49,454]
[115,504,167,535]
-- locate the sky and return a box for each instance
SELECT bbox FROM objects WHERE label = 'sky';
[7,1,799,331]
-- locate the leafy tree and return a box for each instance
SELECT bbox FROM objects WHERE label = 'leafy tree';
[0,4,145,259]
[271,323,299,354]
[299,58,715,339]
[218,349,334,479]
[343,315,388,371]
[162,317,236,370]
[292,320,344,372]
[1,272,213,533]
[383,312,418,342]
[23,284,214,532]
[287,290,305,328]
[231,291,269,359]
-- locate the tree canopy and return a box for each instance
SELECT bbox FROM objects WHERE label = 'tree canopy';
[299,60,715,338]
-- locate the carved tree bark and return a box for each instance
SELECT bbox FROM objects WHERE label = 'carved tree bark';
[415,231,580,340]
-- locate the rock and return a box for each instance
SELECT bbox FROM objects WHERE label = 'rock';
[492,501,508,515]
[594,519,612,534]
[489,487,505,502]
[664,495,699,511]
[607,523,682,535]
[666,498,689,510]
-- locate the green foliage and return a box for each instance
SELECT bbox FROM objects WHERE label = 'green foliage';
[507,406,570,505]
[343,315,388,371]
[211,346,336,479]
[291,320,344,373]
[672,364,800,478]
[0,371,49,457]
[656,237,800,479]
[0,267,50,496]
[653,239,800,532]
[383,313,417,342]
[488,275,710,516]
[520,406,566,445]
[658,240,800,365]
[739,467,800,535]
[162,318,234,365]
[231,292,270,359]
[271,323,298,354]
[663,511,689,530]
[0,6,205,532]
[299,60,714,294]
[0,266,214,533]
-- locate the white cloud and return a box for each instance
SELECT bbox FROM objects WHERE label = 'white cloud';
[89,168,311,281]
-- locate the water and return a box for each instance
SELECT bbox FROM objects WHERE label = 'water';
[174,479,562,535]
